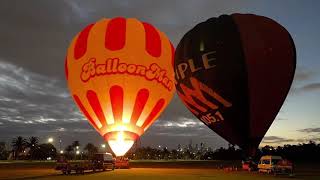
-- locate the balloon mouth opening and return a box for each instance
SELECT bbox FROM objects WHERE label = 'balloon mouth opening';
[104,131,138,157]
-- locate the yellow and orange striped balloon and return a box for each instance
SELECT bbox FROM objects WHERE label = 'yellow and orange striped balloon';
[65,17,175,156]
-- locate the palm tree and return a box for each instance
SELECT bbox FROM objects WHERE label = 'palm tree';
[71,141,81,159]
[27,136,39,160]
[11,136,27,160]
[72,141,80,150]
[84,143,98,159]
[28,136,39,147]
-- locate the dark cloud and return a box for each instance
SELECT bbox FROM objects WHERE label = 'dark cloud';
[0,0,252,78]
[262,134,320,145]
[262,136,295,144]
[288,67,317,95]
[276,117,288,121]
[293,67,315,82]
[0,60,96,145]
[298,128,320,133]
[300,83,320,92]
[290,83,320,95]
[290,82,320,95]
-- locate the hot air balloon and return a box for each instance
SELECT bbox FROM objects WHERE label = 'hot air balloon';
[65,17,175,156]
[174,14,296,156]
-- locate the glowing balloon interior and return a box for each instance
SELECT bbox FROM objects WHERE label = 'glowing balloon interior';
[65,17,175,156]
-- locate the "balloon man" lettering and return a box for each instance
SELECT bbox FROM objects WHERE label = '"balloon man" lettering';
[81,57,174,91]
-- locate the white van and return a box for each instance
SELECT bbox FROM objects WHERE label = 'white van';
[258,155,282,173]
[258,155,293,174]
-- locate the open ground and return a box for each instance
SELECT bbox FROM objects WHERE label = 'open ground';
[0,160,319,180]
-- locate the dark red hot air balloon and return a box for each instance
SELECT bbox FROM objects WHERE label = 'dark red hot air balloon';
[174,14,296,156]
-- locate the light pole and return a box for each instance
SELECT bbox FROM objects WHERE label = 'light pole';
[101,144,106,152]
[58,136,62,152]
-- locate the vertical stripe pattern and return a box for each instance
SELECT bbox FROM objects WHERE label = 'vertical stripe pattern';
[87,90,107,127]
[74,24,94,60]
[110,85,124,123]
[105,17,126,51]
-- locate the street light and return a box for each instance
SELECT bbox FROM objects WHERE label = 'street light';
[48,137,53,143]
[58,137,62,152]
[76,150,80,155]
[60,150,64,154]
[101,144,106,148]
[76,146,79,150]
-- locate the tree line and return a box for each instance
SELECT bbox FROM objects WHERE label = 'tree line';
[125,141,320,162]
[1,136,320,162]
[0,136,99,160]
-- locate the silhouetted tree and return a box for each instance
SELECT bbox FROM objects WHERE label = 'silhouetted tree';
[65,145,73,160]
[72,141,80,149]
[27,136,39,160]
[71,141,81,159]
[11,136,27,160]
[126,141,320,161]
[84,143,98,159]
[0,142,9,160]
[34,143,57,160]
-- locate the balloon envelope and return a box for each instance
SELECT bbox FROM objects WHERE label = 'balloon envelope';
[66,17,175,156]
[174,14,296,155]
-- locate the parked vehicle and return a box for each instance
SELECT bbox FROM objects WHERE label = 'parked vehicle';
[115,157,129,169]
[242,160,258,172]
[258,155,293,175]
[55,153,115,175]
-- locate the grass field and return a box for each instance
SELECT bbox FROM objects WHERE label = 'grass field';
[0,160,319,180]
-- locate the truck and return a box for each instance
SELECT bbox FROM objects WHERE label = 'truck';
[258,155,293,175]
[55,153,115,175]
[114,157,129,169]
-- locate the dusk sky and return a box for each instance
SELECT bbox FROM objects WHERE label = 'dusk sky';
[0,0,319,150]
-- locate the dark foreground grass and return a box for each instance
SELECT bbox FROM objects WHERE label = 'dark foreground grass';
[0,160,240,169]
[0,160,319,180]
[0,168,317,180]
